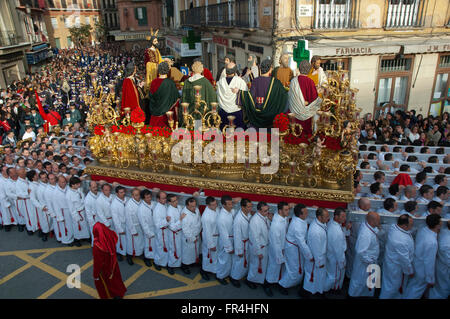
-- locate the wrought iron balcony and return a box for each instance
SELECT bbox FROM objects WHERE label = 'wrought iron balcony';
[0,31,26,47]
[313,0,359,30]
[385,0,425,29]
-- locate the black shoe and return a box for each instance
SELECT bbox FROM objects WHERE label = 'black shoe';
[117,254,124,261]
[42,234,48,242]
[166,266,174,274]
[230,278,241,288]
[181,264,191,274]
[5,225,11,232]
[154,264,162,271]
[126,255,134,266]
[18,225,24,232]
[68,242,74,247]
[199,269,210,281]
[245,279,257,290]
[278,285,288,295]
[216,277,228,285]
[144,258,152,267]
[74,240,82,247]
[263,285,273,297]
[0,225,3,230]
[38,230,43,237]
[27,230,34,236]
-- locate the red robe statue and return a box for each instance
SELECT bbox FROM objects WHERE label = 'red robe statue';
[92,222,127,299]
[121,77,140,112]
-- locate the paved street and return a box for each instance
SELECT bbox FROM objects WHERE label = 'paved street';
[0,226,308,299]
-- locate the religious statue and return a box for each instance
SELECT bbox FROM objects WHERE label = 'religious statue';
[274,53,293,88]
[307,55,327,91]
[120,62,141,113]
[145,28,163,90]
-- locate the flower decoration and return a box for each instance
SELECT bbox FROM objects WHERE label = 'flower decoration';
[273,113,290,132]
[130,107,145,123]
[94,125,105,135]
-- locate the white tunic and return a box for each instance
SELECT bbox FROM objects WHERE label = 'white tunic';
[303,219,328,294]
[247,213,270,284]
[84,191,99,243]
[181,206,202,265]
[379,224,414,299]
[325,220,347,291]
[404,226,438,299]
[95,193,114,229]
[44,184,58,239]
[37,182,53,232]
[66,188,90,240]
[217,75,248,113]
[152,202,169,266]
[125,198,145,256]
[266,213,288,283]
[231,210,251,280]
[429,227,450,299]
[167,204,183,267]
[29,181,51,233]
[280,216,312,288]
[6,179,21,225]
[201,206,219,274]
[16,177,37,231]
[348,222,380,297]
[0,176,16,225]
[110,196,127,256]
[52,185,74,244]
[216,207,235,279]
[137,201,156,259]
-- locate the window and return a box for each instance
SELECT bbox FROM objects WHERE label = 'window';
[61,0,67,8]
[385,0,425,28]
[85,16,90,25]
[314,0,358,29]
[51,17,58,29]
[84,0,89,9]
[67,36,72,48]
[217,45,225,76]
[135,7,148,26]
[429,54,450,117]
[374,56,414,118]
[55,38,61,49]
[64,17,71,27]
[48,0,55,7]
[75,16,80,27]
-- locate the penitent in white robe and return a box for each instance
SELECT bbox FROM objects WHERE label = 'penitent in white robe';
[280,216,312,288]
[403,226,438,299]
[6,179,21,225]
[181,206,202,266]
[348,222,380,297]
[16,177,37,232]
[125,198,145,257]
[0,175,16,226]
[66,187,90,240]
[153,202,169,267]
[110,196,127,256]
[44,184,58,238]
[379,224,414,299]
[95,193,114,229]
[247,213,270,284]
[84,191,99,245]
[325,220,347,291]
[303,219,328,294]
[266,213,288,284]
[230,210,251,281]
[52,185,74,244]
[216,207,235,279]
[429,226,450,299]
[29,181,51,234]
[201,206,219,274]
[137,200,156,259]
[167,204,183,268]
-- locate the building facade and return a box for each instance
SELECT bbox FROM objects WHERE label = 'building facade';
[109,0,163,50]
[0,0,52,88]
[100,0,119,42]
[179,0,274,78]
[274,0,450,118]
[179,0,450,117]
[44,0,101,49]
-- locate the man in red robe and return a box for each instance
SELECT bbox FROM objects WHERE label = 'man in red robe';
[93,222,127,299]
[35,90,61,132]
[287,60,322,136]
[120,62,141,113]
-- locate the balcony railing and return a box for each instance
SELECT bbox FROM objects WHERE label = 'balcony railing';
[385,0,424,28]
[0,31,26,47]
[181,1,257,28]
[314,0,359,29]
